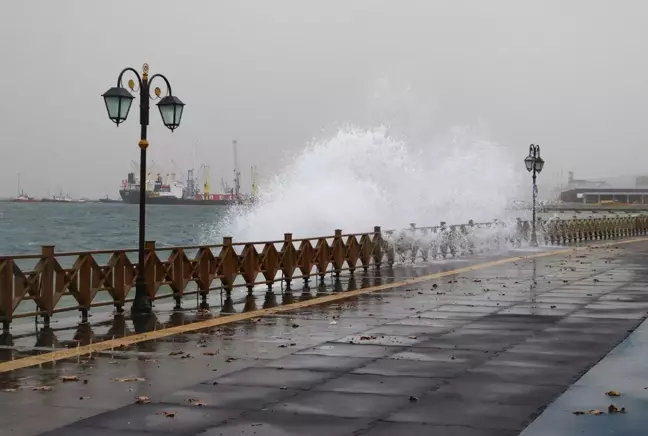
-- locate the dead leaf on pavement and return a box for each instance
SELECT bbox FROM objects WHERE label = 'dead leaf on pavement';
[605,390,621,397]
[60,375,79,382]
[157,411,176,418]
[573,409,605,416]
[114,377,146,383]
[188,398,207,406]
[169,351,185,356]
[202,351,218,356]
[32,386,53,391]
[135,396,151,404]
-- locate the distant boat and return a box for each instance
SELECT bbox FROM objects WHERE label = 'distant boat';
[41,189,85,203]
[12,193,37,203]
[99,196,122,204]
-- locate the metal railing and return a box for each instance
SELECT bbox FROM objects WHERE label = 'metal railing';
[1,215,646,329]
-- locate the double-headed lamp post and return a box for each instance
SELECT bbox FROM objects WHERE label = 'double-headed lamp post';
[102,63,185,315]
[524,144,545,247]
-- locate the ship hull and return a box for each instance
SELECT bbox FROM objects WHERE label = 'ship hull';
[119,189,238,206]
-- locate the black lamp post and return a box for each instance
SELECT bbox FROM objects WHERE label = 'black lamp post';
[524,144,545,247]
[102,63,185,315]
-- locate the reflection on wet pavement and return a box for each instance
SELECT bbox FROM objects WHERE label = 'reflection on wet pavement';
[0,243,647,435]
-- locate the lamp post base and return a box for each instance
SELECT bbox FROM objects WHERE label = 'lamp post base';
[131,279,153,315]
[530,234,539,247]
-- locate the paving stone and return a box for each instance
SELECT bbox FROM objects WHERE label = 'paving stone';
[161,383,298,409]
[208,367,334,388]
[358,421,517,436]
[390,348,490,365]
[269,390,408,418]
[353,358,469,378]
[434,305,502,313]
[263,354,374,372]
[417,310,487,319]
[387,394,541,430]
[41,428,171,436]
[415,329,529,351]
[333,334,422,346]
[67,403,244,434]
[360,324,451,336]
[314,373,442,396]
[296,342,406,358]
[433,379,561,406]
[460,362,581,386]
[387,317,469,328]
[196,411,371,435]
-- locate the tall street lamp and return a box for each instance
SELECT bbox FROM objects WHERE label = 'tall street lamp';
[102,63,185,315]
[524,144,545,247]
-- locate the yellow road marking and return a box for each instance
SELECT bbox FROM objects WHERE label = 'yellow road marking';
[0,237,645,373]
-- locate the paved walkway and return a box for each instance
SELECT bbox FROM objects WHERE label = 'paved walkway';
[1,241,647,435]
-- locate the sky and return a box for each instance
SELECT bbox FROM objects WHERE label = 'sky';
[0,0,647,198]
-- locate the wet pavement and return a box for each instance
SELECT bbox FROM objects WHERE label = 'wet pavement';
[0,242,647,435]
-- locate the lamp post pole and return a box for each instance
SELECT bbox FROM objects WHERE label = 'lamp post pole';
[102,63,185,316]
[135,66,151,314]
[524,144,544,247]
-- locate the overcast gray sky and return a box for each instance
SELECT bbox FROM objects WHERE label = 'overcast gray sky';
[1,0,646,198]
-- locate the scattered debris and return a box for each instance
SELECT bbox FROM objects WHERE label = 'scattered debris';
[188,398,207,407]
[32,386,53,391]
[225,357,236,363]
[135,396,151,404]
[292,324,300,328]
[114,377,146,383]
[1,388,18,392]
[605,390,621,397]
[79,396,90,400]
[157,411,176,418]
[409,396,419,402]
[169,351,185,356]
[573,409,604,416]
[608,404,626,414]
[203,351,218,356]
[60,376,79,382]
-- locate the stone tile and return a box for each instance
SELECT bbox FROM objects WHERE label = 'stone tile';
[198,411,371,435]
[161,383,298,409]
[387,394,540,430]
[499,307,572,316]
[433,379,561,406]
[358,421,517,436]
[478,314,563,324]
[269,391,407,418]
[314,373,442,396]
[41,428,170,436]
[360,324,451,336]
[333,334,422,346]
[391,348,491,365]
[417,311,487,319]
[263,354,374,372]
[353,358,469,378]
[434,305,501,313]
[460,362,581,386]
[208,367,334,388]
[296,343,406,358]
[387,317,469,328]
[68,403,244,434]
[415,329,529,351]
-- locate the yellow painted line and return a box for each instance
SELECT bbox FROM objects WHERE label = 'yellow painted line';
[0,237,645,373]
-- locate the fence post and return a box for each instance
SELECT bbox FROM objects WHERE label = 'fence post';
[373,226,383,269]
[145,241,156,302]
[41,245,55,328]
[0,258,13,333]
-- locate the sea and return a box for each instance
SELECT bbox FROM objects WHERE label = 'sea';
[0,202,228,256]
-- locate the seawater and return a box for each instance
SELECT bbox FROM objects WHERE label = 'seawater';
[210,126,526,243]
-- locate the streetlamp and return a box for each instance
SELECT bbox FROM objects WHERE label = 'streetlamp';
[102,63,185,315]
[524,144,545,247]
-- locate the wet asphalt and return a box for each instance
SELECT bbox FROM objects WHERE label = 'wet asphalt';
[1,242,648,435]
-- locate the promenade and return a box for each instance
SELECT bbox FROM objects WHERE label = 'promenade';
[0,237,646,435]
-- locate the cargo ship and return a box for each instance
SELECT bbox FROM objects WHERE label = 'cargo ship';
[119,140,258,206]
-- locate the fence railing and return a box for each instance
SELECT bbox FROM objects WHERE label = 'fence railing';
[1,215,646,329]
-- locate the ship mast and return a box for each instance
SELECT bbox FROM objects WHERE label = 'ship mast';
[232,140,241,197]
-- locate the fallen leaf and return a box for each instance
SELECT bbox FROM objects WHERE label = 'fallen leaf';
[32,386,53,391]
[114,377,146,383]
[157,411,176,418]
[409,396,419,402]
[291,324,300,328]
[202,351,218,356]
[135,396,151,404]
[169,351,184,356]
[605,390,621,397]
[60,376,79,382]
[187,398,207,407]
